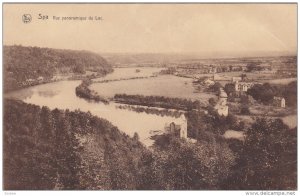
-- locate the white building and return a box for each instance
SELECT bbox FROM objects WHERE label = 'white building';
[214,88,229,116]
[234,81,254,92]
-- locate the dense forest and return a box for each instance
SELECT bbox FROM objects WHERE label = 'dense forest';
[4,99,296,190]
[4,99,146,190]
[3,45,113,91]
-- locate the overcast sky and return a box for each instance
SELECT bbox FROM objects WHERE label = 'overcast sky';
[3,4,297,57]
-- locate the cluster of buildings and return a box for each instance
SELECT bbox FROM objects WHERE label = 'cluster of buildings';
[159,67,288,143]
[207,64,247,74]
[233,79,285,108]
[212,76,286,117]
[22,76,44,86]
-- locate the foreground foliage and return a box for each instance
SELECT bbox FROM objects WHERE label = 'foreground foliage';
[4,99,145,190]
[3,100,296,190]
[224,118,297,190]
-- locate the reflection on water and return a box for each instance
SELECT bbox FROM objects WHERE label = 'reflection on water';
[37,90,60,97]
[6,80,183,146]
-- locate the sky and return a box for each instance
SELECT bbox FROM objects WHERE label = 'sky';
[3,4,297,57]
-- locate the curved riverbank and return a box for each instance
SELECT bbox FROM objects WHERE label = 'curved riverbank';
[75,79,109,104]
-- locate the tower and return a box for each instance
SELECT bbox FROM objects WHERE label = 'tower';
[179,114,187,139]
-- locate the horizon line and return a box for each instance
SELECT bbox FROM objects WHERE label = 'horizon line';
[4,44,297,60]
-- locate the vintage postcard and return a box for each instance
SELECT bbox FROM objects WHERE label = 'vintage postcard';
[3,3,297,191]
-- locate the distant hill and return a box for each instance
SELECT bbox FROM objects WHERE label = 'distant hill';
[101,52,297,67]
[101,53,199,66]
[4,45,113,91]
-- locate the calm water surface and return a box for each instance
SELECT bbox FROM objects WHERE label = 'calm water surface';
[6,80,184,146]
[93,67,163,82]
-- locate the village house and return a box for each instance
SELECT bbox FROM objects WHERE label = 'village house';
[273,96,286,108]
[214,88,229,116]
[234,81,254,92]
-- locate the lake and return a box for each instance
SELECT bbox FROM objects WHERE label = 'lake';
[6,80,186,147]
[93,67,163,82]
[6,67,261,146]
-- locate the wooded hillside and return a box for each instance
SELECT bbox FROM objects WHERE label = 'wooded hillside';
[4,45,113,91]
[4,99,145,190]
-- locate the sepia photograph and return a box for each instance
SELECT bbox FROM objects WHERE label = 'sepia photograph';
[2,3,297,191]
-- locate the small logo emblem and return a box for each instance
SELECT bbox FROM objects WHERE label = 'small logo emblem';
[22,14,32,23]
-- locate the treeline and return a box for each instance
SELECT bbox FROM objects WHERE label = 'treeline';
[247,81,297,106]
[75,79,109,104]
[114,94,202,111]
[94,75,156,84]
[4,45,113,91]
